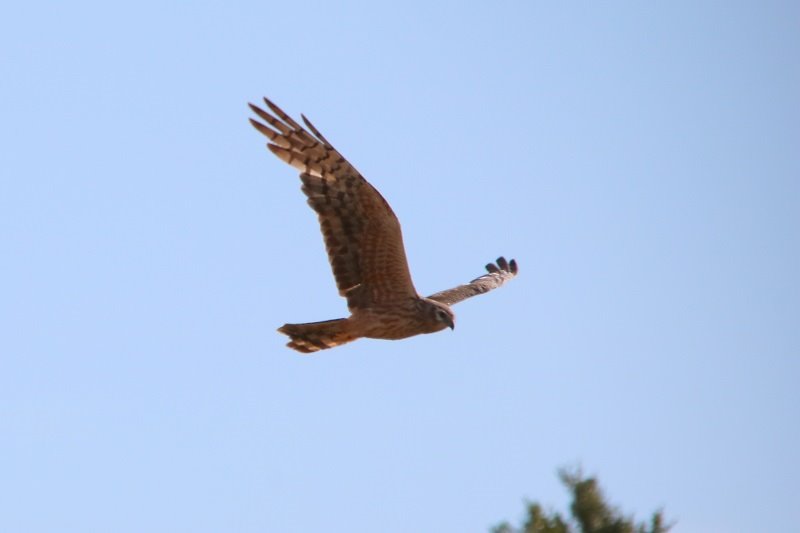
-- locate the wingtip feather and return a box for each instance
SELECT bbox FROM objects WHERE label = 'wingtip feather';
[249,118,278,139]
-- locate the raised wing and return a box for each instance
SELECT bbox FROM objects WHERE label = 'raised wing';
[249,98,418,310]
[427,257,518,306]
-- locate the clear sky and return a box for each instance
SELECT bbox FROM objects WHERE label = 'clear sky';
[1,2,798,532]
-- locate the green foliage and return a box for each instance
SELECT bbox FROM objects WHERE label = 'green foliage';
[492,469,671,533]
[492,502,569,533]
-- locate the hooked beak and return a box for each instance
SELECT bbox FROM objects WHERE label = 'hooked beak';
[446,317,455,330]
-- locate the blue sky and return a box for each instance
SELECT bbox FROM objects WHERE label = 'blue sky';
[1,2,798,532]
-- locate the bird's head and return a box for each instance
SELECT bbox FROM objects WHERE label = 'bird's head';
[417,298,455,333]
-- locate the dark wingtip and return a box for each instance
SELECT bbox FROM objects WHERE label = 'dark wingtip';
[263,96,286,118]
[486,257,518,275]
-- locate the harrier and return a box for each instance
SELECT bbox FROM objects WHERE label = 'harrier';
[249,98,518,353]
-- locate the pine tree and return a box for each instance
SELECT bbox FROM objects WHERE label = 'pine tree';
[492,468,671,533]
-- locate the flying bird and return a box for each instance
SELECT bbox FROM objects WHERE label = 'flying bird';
[249,98,518,353]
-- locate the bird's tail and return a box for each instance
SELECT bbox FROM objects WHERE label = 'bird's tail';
[278,318,358,354]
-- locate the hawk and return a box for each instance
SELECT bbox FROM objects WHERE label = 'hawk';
[249,98,518,353]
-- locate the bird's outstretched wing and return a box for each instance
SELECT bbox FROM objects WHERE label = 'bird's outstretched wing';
[427,257,518,306]
[249,98,418,310]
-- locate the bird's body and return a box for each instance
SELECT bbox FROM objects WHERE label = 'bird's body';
[249,98,518,353]
[277,298,453,353]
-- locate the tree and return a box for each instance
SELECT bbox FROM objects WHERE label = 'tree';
[491,468,671,533]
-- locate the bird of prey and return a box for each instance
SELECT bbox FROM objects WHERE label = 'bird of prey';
[249,98,518,353]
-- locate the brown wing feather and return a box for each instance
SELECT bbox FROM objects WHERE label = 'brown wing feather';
[427,257,518,306]
[249,98,418,310]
